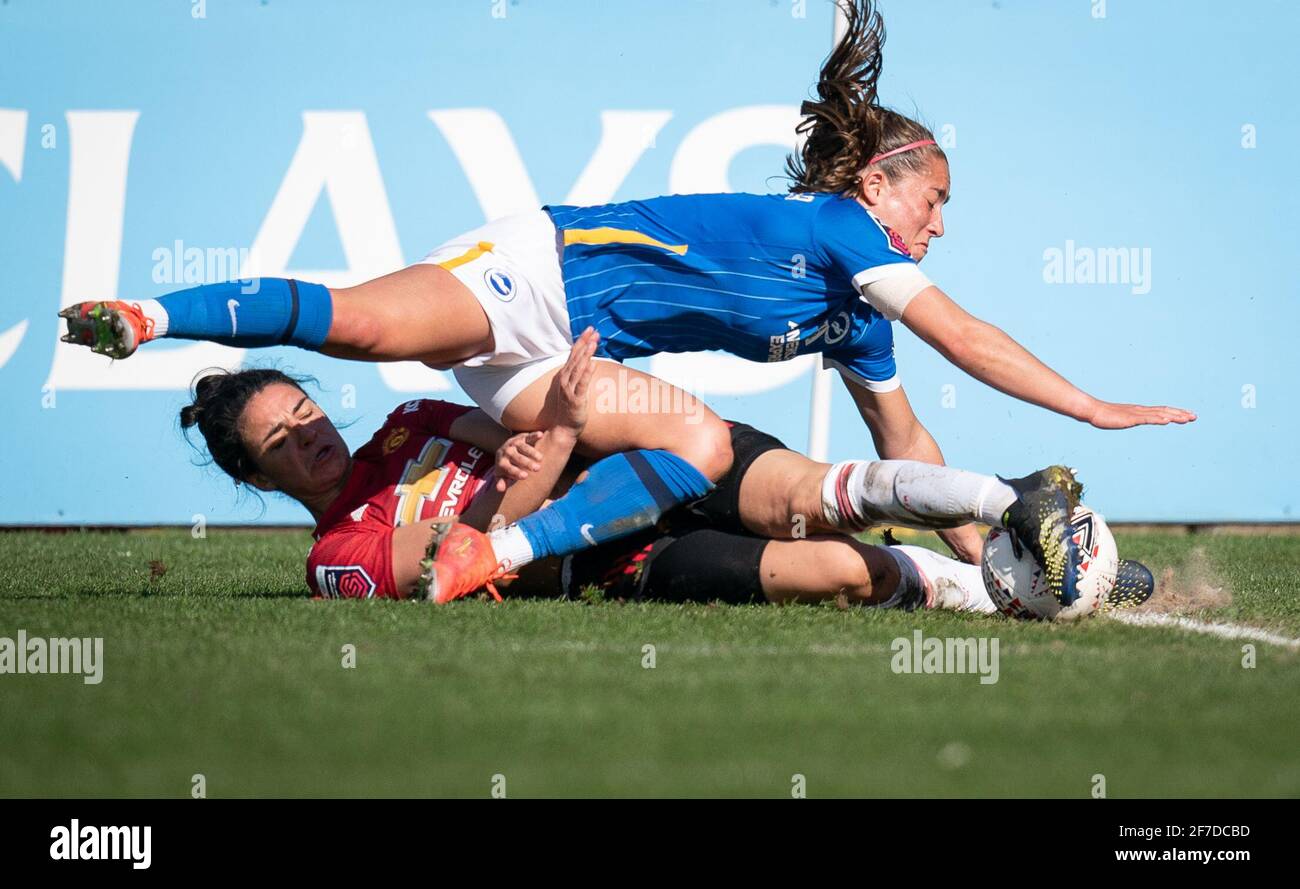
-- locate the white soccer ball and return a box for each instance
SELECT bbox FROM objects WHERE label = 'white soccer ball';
[981,504,1119,621]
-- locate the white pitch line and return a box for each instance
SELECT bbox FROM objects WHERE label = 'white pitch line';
[496,640,897,658]
[1106,611,1300,650]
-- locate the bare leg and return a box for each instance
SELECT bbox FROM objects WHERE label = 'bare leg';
[738,448,1012,543]
[758,536,900,605]
[324,264,494,365]
[500,360,734,482]
[736,449,831,538]
[758,536,992,612]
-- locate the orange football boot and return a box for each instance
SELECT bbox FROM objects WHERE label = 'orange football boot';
[420,522,513,604]
[58,301,155,359]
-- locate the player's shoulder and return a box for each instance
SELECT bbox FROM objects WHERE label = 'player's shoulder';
[812,194,915,261]
[348,400,423,459]
[367,398,469,449]
[329,395,476,472]
[386,397,447,422]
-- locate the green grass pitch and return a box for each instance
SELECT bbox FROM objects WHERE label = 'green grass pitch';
[1,527,1297,798]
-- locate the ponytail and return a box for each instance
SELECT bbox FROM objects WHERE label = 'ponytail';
[787,0,944,195]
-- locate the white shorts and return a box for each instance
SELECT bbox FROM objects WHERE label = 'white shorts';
[418,210,576,423]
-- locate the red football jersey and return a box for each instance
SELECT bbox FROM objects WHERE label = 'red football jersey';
[307,399,495,599]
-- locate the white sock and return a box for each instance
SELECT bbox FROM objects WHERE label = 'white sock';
[821,460,1016,530]
[136,299,169,336]
[893,545,996,614]
[487,524,536,572]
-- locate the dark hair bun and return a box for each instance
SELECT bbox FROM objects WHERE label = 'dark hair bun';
[178,369,229,429]
[178,403,201,429]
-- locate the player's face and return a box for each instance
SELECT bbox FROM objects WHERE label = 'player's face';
[238,383,350,502]
[859,156,950,262]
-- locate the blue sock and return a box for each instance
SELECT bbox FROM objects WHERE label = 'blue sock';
[515,450,713,559]
[157,278,332,349]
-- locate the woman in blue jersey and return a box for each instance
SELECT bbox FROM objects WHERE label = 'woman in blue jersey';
[60,0,1191,601]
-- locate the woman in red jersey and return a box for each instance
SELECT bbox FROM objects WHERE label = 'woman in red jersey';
[175,345,1152,612]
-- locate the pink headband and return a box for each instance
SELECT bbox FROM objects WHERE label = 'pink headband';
[869,139,937,165]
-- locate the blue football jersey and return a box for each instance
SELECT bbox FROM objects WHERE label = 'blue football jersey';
[545,192,933,390]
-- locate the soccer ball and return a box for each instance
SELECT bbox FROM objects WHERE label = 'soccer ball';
[982,505,1119,621]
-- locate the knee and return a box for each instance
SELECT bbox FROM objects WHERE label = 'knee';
[827,544,899,606]
[824,547,873,603]
[672,416,733,483]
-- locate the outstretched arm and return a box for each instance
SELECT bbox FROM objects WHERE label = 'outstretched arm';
[900,287,1196,429]
[845,381,984,564]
